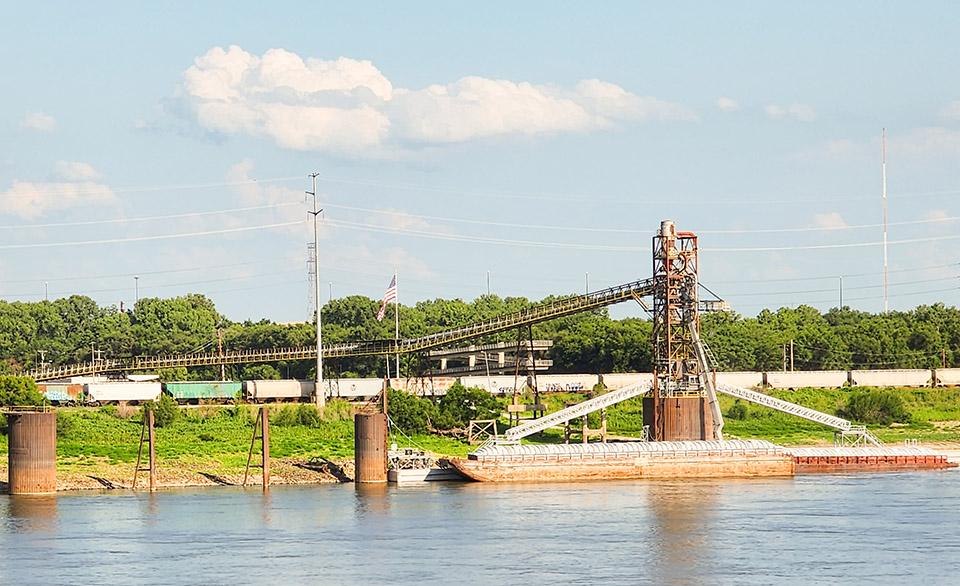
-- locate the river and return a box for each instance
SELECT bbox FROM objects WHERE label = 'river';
[2,470,959,585]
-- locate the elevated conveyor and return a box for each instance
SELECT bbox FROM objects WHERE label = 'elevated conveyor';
[716,382,883,447]
[26,279,656,381]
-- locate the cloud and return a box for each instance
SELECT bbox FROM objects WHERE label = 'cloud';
[939,101,960,120]
[892,126,960,157]
[716,97,739,112]
[765,103,816,122]
[19,111,57,133]
[0,180,117,219]
[174,45,698,153]
[810,212,848,229]
[54,161,101,181]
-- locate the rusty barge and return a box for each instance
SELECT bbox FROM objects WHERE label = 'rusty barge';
[449,440,955,483]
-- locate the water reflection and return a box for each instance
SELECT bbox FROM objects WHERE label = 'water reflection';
[354,482,390,516]
[4,495,58,533]
[646,480,716,585]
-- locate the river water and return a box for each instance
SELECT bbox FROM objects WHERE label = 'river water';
[2,470,959,585]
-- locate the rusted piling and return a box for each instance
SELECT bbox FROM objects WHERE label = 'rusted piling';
[354,413,388,483]
[8,411,57,494]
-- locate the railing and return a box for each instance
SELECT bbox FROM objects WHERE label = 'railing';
[716,382,882,447]
[25,278,655,381]
[504,381,652,440]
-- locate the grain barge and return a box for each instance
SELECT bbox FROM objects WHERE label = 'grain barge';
[449,440,956,483]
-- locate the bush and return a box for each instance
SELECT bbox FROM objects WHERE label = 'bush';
[436,383,502,430]
[0,376,45,407]
[99,404,119,418]
[839,389,910,425]
[56,411,77,438]
[142,393,181,428]
[387,388,438,434]
[726,401,749,420]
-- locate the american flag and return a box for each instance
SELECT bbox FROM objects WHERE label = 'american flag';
[376,274,397,322]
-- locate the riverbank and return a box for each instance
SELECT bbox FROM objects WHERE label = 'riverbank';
[0,456,355,492]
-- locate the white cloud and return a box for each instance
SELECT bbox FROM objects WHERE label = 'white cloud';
[174,45,697,153]
[19,111,57,133]
[939,101,960,120]
[765,103,816,122]
[892,126,960,157]
[54,161,101,181]
[0,180,117,219]
[716,97,739,112]
[924,209,952,221]
[810,212,848,229]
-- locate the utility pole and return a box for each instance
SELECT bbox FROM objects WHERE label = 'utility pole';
[585,272,589,294]
[307,173,325,411]
[486,270,490,297]
[135,276,139,304]
[839,276,843,309]
[790,339,794,372]
[882,128,888,313]
[44,281,48,301]
[217,329,226,381]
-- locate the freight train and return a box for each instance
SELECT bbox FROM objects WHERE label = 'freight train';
[34,367,960,406]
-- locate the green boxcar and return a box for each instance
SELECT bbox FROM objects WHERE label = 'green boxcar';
[163,381,242,401]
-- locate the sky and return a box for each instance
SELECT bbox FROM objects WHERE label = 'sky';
[4,2,960,324]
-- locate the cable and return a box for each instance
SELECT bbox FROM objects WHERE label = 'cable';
[0,202,301,230]
[329,219,644,251]
[0,220,304,250]
[0,175,302,199]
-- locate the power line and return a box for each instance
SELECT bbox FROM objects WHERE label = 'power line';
[0,202,301,230]
[0,175,302,199]
[0,220,303,250]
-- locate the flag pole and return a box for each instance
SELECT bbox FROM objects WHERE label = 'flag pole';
[394,269,400,381]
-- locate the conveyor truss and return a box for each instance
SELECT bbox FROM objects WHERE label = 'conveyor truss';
[25,278,657,381]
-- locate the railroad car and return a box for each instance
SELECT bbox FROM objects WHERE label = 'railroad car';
[162,381,242,402]
[764,370,849,389]
[37,383,84,404]
[849,369,932,388]
[84,382,162,404]
[244,379,315,402]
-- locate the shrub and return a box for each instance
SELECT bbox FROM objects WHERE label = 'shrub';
[142,393,181,428]
[726,401,749,421]
[271,405,299,427]
[296,404,320,427]
[56,411,77,437]
[387,388,438,434]
[0,376,45,407]
[436,383,502,429]
[839,389,910,425]
[322,399,354,422]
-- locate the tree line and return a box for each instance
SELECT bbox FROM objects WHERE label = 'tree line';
[1,293,958,379]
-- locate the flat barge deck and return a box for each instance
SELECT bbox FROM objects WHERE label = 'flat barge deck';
[450,440,956,482]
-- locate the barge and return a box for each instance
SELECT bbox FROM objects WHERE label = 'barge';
[450,440,956,483]
[450,440,795,482]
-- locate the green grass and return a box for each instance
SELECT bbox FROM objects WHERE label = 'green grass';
[0,402,472,473]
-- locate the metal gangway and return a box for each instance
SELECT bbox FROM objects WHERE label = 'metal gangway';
[502,381,652,441]
[716,382,883,447]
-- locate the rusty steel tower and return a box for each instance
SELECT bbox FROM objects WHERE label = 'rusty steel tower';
[644,220,722,441]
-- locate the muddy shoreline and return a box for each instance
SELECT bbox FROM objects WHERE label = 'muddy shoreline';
[0,458,356,493]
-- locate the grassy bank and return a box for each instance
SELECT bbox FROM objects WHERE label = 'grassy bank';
[0,400,472,489]
[2,385,958,491]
